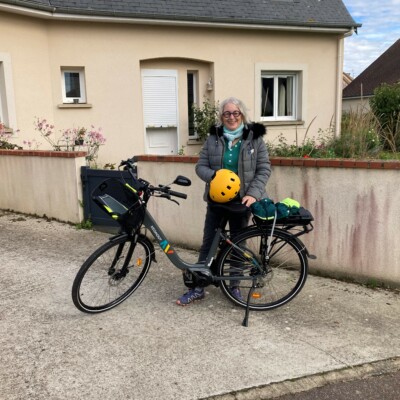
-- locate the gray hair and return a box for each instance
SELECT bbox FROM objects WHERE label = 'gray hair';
[218,97,251,125]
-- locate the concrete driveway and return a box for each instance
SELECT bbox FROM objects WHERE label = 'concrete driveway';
[1,211,399,400]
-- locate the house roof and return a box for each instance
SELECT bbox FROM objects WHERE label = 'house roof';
[343,39,400,99]
[0,0,360,30]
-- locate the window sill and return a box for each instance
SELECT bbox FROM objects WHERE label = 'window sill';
[57,103,93,109]
[260,120,305,127]
[187,138,203,146]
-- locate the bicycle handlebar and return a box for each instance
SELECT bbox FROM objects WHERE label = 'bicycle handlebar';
[119,157,188,202]
[168,190,187,199]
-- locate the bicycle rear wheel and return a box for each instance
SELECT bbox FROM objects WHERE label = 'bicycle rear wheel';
[217,226,308,310]
[72,234,153,313]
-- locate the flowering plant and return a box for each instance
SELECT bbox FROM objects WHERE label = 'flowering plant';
[33,118,106,167]
[82,126,106,165]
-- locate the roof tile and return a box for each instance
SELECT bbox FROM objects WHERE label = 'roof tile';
[343,39,400,98]
[2,0,360,29]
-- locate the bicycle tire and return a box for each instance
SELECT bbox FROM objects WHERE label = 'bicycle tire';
[217,226,308,310]
[72,234,152,313]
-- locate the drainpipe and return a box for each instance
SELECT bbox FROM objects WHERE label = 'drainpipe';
[335,28,354,137]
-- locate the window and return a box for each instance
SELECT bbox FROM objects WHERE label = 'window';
[261,72,298,121]
[187,71,198,137]
[61,68,86,103]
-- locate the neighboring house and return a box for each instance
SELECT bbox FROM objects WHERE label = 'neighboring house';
[0,0,359,164]
[343,39,400,113]
[342,72,353,89]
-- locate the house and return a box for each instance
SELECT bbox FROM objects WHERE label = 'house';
[343,39,400,113]
[342,72,353,89]
[0,0,360,165]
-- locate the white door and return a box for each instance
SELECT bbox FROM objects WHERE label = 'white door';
[142,69,178,155]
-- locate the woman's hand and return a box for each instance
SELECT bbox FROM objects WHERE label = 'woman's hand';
[242,195,256,207]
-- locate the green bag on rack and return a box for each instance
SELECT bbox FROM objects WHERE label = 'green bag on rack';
[250,198,276,220]
[275,198,300,219]
[251,197,301,220]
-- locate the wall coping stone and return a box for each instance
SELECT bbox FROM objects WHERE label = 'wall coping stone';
[2,152,397,169]
[0,149,87,158]
[135,155,400,170]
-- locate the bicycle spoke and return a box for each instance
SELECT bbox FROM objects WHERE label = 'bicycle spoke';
[218,227,308,310]
[72,236,153,313]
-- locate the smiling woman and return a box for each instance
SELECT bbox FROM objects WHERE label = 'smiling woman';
[176,96,272,306]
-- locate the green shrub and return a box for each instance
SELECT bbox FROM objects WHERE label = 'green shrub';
[370,82,400,151]
[192,98,219,141]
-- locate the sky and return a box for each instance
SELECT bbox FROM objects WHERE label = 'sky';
[342,0,400,77]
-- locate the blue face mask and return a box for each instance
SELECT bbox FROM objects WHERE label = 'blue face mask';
[223,123,244,149]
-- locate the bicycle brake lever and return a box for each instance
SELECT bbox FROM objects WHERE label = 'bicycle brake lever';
[157,193,180,205]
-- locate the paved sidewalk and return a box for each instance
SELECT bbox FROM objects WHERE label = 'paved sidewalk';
[1,211,399,400]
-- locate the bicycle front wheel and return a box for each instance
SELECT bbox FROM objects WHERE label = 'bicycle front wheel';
[72,235,153,313]
[217,226,308,310]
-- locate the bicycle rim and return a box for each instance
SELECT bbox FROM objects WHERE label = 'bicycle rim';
[72,236,152,313]
[217,227,308,310]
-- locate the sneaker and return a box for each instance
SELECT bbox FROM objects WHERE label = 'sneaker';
[230,287,243,301]
[176,288,205,306]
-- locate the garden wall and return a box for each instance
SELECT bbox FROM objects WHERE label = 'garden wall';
[136,155,400,288]
[0,150,86,223]
[1,151,399,287]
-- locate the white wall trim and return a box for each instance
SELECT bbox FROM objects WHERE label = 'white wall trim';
[0,52,17,129]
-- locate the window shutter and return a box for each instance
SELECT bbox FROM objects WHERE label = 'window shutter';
[142,75,177,128]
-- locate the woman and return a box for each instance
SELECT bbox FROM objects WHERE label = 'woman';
[177,97,272,306]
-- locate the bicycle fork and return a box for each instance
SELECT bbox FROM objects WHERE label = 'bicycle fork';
[108,236,138,280]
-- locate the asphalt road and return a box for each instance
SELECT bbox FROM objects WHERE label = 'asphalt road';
[274,370,400,400]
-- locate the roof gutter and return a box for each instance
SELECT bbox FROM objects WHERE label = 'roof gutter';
[0,3,358,34]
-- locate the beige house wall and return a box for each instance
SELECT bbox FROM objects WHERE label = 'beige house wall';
[0,12,54,135]
[1,11,344,165]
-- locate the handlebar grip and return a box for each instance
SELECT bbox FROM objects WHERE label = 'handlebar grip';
[169,190,187,199]
[119,157,137,169]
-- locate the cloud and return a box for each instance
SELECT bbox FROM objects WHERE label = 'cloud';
[343,0,400,77]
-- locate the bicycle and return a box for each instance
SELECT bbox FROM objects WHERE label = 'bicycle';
[72,157,315,326]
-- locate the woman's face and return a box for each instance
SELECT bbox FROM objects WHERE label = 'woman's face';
[222,103,243,131]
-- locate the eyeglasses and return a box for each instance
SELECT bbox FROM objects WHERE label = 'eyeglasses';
[222,111,241,118]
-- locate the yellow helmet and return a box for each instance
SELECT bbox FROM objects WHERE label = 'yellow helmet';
[209,169,240,203]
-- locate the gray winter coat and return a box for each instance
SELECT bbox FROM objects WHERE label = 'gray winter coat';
[196,123,271,202]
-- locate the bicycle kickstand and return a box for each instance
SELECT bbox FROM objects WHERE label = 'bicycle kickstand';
[242,279,257,327]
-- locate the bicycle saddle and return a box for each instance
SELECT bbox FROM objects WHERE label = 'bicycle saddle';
[209,199,249,215]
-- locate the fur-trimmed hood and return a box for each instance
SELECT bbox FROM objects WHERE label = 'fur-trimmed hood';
[209,122,266,140]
